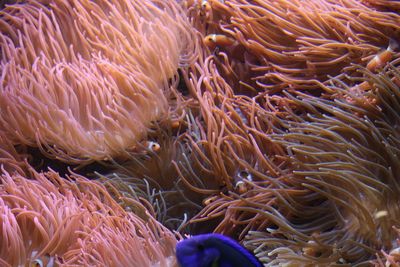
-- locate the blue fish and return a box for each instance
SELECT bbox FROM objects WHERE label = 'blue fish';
[176,233,263,267]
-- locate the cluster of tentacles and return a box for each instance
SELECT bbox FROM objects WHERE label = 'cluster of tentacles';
[1,0,400,266]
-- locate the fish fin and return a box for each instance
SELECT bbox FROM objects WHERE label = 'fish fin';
[388,38,399,52]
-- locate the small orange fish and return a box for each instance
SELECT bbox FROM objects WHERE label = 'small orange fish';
[171,120,180,128]
[234,170,252,194]
[144,141,160,152]
[31,259,43,267]
[367,39,398,71]
[204,34,236,49]
[30,255,54,267]
[234,180,246,194]
[200,0,211,14]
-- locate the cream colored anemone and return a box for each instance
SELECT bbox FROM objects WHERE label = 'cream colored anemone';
[0,0,198,163]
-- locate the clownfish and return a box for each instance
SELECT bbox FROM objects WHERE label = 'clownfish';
[367,39,399,72]
[30,254,55,267]
[200,0,224,16]
[176,233,263,267]
[171,120,181,129]
[234,169,252,194]
[143,141,161,152]
[126,140,161,156]
[31,259,44,267]
[204,34,236,49]
[201,0,211,14]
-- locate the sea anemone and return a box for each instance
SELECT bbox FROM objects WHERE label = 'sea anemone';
[0,131,28,174]
[97,132,207,231]
[174,54,292,238]
[176,35,400,263]
[241,64,400,265]
[2,0,400,266]
[0,0,198,163]
[0,169,178,266]
[185,0,400,93]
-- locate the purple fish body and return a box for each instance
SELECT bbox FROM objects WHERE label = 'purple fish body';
[176,233,263,267]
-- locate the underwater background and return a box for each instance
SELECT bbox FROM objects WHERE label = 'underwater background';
[1,0,400,266]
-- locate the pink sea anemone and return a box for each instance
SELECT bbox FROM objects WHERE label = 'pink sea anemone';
[0,131,28,174]
[2,0,400,266]
[0,0,199,163]
[0,169,178,266]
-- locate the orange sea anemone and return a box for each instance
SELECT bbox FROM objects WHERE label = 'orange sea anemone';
[174,21,400,262]
[0,0,199,163]
[185,0,400,93]
[175,64,400,265]
[240,64,400,265]
[174,55,291,236]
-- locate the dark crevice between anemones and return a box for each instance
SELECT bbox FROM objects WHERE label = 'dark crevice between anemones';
[176,68,191,96]
[25,146,112,178]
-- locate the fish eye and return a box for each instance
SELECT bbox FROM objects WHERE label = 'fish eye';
[31,259,43,267]
[146,141,160,152]
[201,0,209,8]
